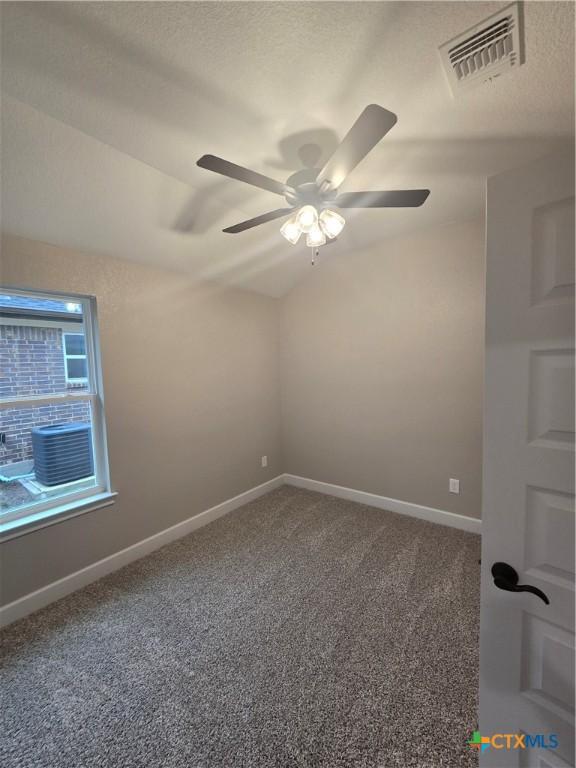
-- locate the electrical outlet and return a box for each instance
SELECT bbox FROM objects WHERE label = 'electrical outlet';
[449,478,460,494]
[261,455,268,468]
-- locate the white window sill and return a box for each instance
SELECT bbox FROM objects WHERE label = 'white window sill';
[0,492,117,542]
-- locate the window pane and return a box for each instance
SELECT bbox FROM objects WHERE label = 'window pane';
[0,402,97,518]
[66,358,88,380]
[64,334,86,356]
[0,295,88,398]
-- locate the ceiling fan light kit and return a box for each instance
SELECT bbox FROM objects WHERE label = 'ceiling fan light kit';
[319,208,345,239]
[280,205,344,245]
[295,205,318,233]
[197,104,430,257]
[306,224,327,248]
[280,215,302,245]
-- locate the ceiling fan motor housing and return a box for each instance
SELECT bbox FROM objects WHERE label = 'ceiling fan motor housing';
[284,173,338,210]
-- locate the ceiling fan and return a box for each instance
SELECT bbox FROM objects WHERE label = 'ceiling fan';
[196,105,430,249]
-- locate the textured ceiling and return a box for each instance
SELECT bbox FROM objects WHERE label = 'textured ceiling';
[1,1,574,296]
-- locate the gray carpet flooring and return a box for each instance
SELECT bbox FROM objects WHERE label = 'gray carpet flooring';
[1,486,480,768]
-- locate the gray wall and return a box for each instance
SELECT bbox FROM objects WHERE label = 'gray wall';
[0,235,281,604]
[0,219,485,606]
[281,219,485,519]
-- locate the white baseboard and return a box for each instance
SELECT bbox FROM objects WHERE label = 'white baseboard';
[0,475,284,628]
[1,472,480,628]
[283,474,482,534]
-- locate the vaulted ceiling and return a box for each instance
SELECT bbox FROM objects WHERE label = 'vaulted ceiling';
[1,1,574,296]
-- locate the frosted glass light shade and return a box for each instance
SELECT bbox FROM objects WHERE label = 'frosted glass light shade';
[280,216,302,245]
[319,209,345,239]
[306,224,326,247]
[296,205,318,233]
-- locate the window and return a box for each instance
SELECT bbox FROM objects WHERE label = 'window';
[0,288,113,536]
[63,333,88,384]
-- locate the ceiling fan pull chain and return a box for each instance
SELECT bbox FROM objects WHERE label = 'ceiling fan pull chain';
[311,247,319,266]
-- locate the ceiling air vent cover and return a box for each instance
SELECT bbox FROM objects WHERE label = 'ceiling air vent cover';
[439,2,524,95]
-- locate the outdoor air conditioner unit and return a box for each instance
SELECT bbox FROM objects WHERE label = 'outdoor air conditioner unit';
[32,423,94,487]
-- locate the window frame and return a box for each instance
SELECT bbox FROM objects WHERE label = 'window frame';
[63,331,89,385]
[0,287,113,537]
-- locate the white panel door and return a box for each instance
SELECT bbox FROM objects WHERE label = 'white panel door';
[479,149,575,768]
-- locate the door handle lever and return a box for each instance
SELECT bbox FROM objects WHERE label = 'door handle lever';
[491,562,550,605]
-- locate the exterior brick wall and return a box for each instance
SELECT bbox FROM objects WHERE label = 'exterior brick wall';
[1,402,91,466]
[0,325,68,398]
[0,324,91,467]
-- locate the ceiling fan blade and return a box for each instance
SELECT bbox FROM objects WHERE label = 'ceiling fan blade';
[335,189,430,208]
[315,105,398,192]
[223,208,293,233]
[197,155,290,197]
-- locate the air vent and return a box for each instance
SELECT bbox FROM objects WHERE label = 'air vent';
[439,2,524,94]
